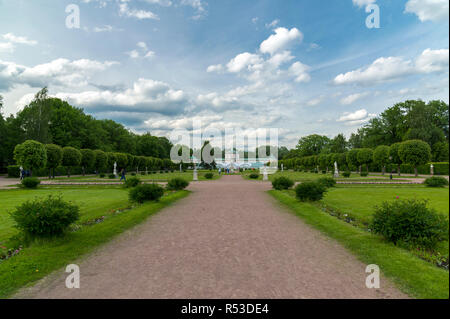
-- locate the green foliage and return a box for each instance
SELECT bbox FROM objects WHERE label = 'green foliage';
[295,181,327,202]
[371,199,448,249]
[93,149,107,172]
[346,149,360,169]
[124,176,141,188]
[399,140,432,167]
[432,142,449,162]
[21,177,40,188]
[373,145,390,166]
[114,152,128,168]
[317,177,336,188]
[10,195,79,237]
[357,148,373,169]
[129,184,164,203]
[204,172,214,179]
[249,173,259,179]
[108,174,116,179]
[342,171,351,178]
[45,144,63,169]
[272,176,294,190]
[167,178,189,190]
[360,171,369,177]
[80,149,95,170]
[62,147,82,167]
[7,165,20,178]
[296,134,331,157]
[424,177,449,188]
[389,143,402,164]
[13,140,47,171]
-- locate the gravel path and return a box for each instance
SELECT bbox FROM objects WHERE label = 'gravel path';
[15,175,407,299]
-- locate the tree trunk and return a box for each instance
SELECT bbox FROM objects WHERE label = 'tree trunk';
[67,167,71,178]
[52,168,56,179]
[414,167,418,177]
[382,166,386,175]
[397,165,401,176]
[82,166,85,176]
[358,165,362,174]
[49,169,52,179]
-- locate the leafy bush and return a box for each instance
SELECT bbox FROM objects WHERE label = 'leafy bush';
[131,172,136,176]
[21,177,40,189]
[249,173,259,179]
[424,176,449,188]
[371,199,448,249]
[124,176,141,188]
[99,173,105,178]
[204,172,214,179]
[317,177,336,188]
[360,172,368,177]
[321,170,326,174]
[167,178,189,190]
[108,174,116,179]
[272,176,294,190]
[7,165,21,178]
[129,184,164,203]
[343,171,351,178]
[295,181,327,202]
[10,195,80,237]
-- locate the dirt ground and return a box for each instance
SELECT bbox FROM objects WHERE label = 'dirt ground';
[14,175,407,299]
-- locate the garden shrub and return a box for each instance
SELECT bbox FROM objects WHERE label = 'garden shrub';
[321,170,326,174]
[108,174,116,179]
[249,173,259,179]
[7,165,20,178]
[10,195,80,237]
[167,178,189,190]
[423,176,449,188]
[371,199,448,249]
[272,176,294,190]
[129,184,164,203]
[21,177,40,189]
[360,172,368,177]
[124,176,141,188]
[317,177,336,188]
[343,171,351,178]
[204,172,214,179]
[131,172,136,176]
[295,181,327,202]
[99,173,105,178]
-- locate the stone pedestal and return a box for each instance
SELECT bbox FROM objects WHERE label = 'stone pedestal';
[193,168,198,181]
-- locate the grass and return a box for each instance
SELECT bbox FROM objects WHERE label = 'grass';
[0,190,189,298]
[269,190,449,299]
[0,187,130,243]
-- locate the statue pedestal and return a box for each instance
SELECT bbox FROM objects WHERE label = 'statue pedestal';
[334,170,339,178]
[193,169,198,181]
[263,169,268,181]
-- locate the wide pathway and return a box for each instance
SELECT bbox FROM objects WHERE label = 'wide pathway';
[15,175,406,299]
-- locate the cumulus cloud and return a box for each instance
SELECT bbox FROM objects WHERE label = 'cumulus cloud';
[352,0,376,8]
[0,33,37,53]
[206,64,223,73]
[334,48,449,86]
[340,92,369,105]
[289,61,311,83]
[126,42,155,59]
[265,19,280,29]
[337,109,376,125]
[55,78,188,116]
[119,2,159,20]
[226,52,263,73]
[404,0,449,22]
[0,58,119,91]
[260,27,303,55]
[180,0,208,20]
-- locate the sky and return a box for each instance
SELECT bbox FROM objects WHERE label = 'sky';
[0,0,449,148]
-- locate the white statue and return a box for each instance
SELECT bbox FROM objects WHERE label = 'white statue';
[333,161,339,178]
[430,164,434,176]
[193,165,198,181]
[113,162,117,177]
[263,166,268,181]
[281,164,284,172]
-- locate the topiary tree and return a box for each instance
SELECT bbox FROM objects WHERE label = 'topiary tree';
[389,143,402,176]
[135,156,146,174]
[357,148,373,173]
[62,147,81,178]
[398,140,431,177]
[13,140,47,176]
[114,153,128,171]
[318,154,328,171]
[93,150,107,173]
[45,144,63,179]
[346,149,360,173]
[80,149,95,176]
[106,152,117,174]
[373,145,390,175]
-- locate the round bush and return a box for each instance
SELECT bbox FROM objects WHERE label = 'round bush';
[317,177,336,188]
[99,173,105,178]
[371,199,449,249]
[204,172,214,179]
[343,171,351,178]
[21,177,40,189]
[295,181,327,202]
[108,174,116,179]
[10,195,80,237]
[424,176,449,188]
[249,173,259,179]
[360,172,368,177]
[167,178,189,190]
[129,184,164,203]
[272,176,294,190]
[124,176,141,188]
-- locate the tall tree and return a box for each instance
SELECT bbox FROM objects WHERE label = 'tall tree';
[296,135,330,157]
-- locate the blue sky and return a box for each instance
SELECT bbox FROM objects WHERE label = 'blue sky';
[0,0,448,147]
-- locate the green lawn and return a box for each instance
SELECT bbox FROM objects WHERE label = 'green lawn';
[0,190,189,298]
[0,187,130,243]
[269,190,449,299]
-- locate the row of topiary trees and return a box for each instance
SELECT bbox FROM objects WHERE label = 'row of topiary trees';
[13,139,176,178]
[279,140,434,177]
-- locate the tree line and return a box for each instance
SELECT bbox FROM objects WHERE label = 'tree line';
[0,88,174,172]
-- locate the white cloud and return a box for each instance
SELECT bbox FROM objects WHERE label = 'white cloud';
[180,0,207,19]
[289,61,311,83]
[55,78,187,116]
[260,27,303,55]
[141,0,173,6]
[0,58,119,91]
[352,0,376,8]
[2,33,37,45]
[307,96,324,106]
[0,42,14,53]
[334,48,449,86]
[119,2,159,20]
[337,109,376,125]
[340,92,369,105]
[252,17,259,24]
[265,19,279,29]
[126,42,155,59]
[404,0,449,22]
[206,64,223,73]
[226,52,263,73]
